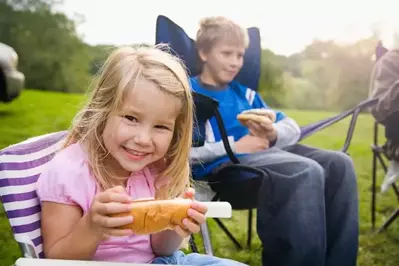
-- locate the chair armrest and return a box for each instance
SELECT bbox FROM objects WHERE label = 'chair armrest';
[342,98,379,153]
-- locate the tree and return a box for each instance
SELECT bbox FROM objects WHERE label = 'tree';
[0,0,92,92]
[258,49,286,107]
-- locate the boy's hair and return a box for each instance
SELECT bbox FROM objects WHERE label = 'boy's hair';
[64,44,193,199]
[196,16,249,53]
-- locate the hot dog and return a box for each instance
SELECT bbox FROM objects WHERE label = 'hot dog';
[110,198,192,234]
[237,108,276,124]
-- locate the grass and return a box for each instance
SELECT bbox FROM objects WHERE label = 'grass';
[1,90,398,265]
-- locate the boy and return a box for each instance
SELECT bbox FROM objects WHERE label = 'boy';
[190,16,359,266]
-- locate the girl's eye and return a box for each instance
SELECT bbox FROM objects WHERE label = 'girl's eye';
[155,125,170,130]
[123,115,138,122]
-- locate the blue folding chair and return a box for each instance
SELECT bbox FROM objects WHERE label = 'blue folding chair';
[155,15,378,254]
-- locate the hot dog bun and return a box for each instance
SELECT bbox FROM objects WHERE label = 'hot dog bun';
[237,113,272,124]
[110,198,192,234]
[240,108,276,122]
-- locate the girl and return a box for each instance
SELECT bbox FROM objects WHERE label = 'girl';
[36,44,246,265]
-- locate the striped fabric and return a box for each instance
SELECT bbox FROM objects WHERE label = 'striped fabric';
[0,131,68,258]
[245,88,256,106]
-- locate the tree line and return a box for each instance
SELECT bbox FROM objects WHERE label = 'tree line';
[0,0,378,111]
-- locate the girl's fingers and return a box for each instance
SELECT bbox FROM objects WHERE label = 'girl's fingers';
[93,202,133,215]
[187,208,206,225]
[183,188,195,199]
[97,191,132,204]
[182,218,201,234]
[190,201,208,214]
[174,225,191,238]
[92,213,133,228]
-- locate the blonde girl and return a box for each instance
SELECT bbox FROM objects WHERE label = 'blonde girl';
[36,44,245,266]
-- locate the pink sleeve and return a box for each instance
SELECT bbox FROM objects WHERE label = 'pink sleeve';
[36,149,91,209]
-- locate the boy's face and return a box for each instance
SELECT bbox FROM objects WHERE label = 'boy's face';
[199,39,245,86]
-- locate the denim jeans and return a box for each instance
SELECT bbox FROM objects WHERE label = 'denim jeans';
[239,144,359,266]
[151,250,247,265]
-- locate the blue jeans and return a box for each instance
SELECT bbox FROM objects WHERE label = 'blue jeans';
[151,250,247,265]
[239,144,359,266]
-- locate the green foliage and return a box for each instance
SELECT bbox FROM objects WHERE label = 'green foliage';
[258,49,286,107]
[282,37,378,111]
[1,90,398,265]
[0,0,93,93]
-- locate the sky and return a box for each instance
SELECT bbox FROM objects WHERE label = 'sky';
[58,0,399,56]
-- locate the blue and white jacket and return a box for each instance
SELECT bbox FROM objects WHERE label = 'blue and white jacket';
[189,77,301,178]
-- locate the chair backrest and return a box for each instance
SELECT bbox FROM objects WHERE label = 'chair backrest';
[155,15,262,91]
[0,131,68,258]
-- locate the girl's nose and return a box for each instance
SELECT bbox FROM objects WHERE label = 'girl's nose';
[134,130,151,146]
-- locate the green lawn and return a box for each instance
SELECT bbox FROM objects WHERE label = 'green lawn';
[1,90,398,265]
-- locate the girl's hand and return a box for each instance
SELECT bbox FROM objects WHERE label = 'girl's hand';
[87,185,134,237]
[174,188,208,237]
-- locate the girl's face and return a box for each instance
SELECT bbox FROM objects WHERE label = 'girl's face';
[102,78,182,178]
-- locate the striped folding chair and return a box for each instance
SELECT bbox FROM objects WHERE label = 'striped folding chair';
[0,130,202,263]
[0,131,68,258]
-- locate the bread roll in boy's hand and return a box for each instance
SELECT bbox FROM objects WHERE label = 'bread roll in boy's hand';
[110,198,192,234]
[237,109,276,125]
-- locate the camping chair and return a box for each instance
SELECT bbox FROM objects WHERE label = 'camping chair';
[0,131,204,265]
[0,131,67,260]
[155,15,379,255]
[156,15,266,255]
[370,42,399,233]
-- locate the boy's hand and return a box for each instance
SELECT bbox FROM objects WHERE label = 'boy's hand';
[245,120,277,143]
[174,188,207,238]
[235,134,269,154]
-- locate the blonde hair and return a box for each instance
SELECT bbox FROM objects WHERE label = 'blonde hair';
[63,44,193,199]
[196,16,249,53]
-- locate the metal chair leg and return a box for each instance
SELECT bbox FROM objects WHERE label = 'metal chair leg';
[213,217,243,249]
[377,209,399,233]
[189,234,199,253]
[247,209,253,248]
[371,148,378,230]
[200,222,214,256]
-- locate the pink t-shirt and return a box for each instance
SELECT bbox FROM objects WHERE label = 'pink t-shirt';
[36,142,169,263]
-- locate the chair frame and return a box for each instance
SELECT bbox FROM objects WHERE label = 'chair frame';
[369,42,399,232]
[189,93,378,255]
[190,92,266,255]
[371,121,399,232]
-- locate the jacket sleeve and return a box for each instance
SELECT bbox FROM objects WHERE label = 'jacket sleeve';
[190,136,235,165]
[370,50,399,124]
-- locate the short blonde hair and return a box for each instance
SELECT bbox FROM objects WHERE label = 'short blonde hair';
[63,44,193,199]
[196,16,249,52]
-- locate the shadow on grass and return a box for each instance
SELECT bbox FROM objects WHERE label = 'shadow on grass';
[0,110,15,117]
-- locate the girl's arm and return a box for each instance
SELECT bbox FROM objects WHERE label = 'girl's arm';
[150,230,185,256]
[41,202,103,260]
[41,186,134,260]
